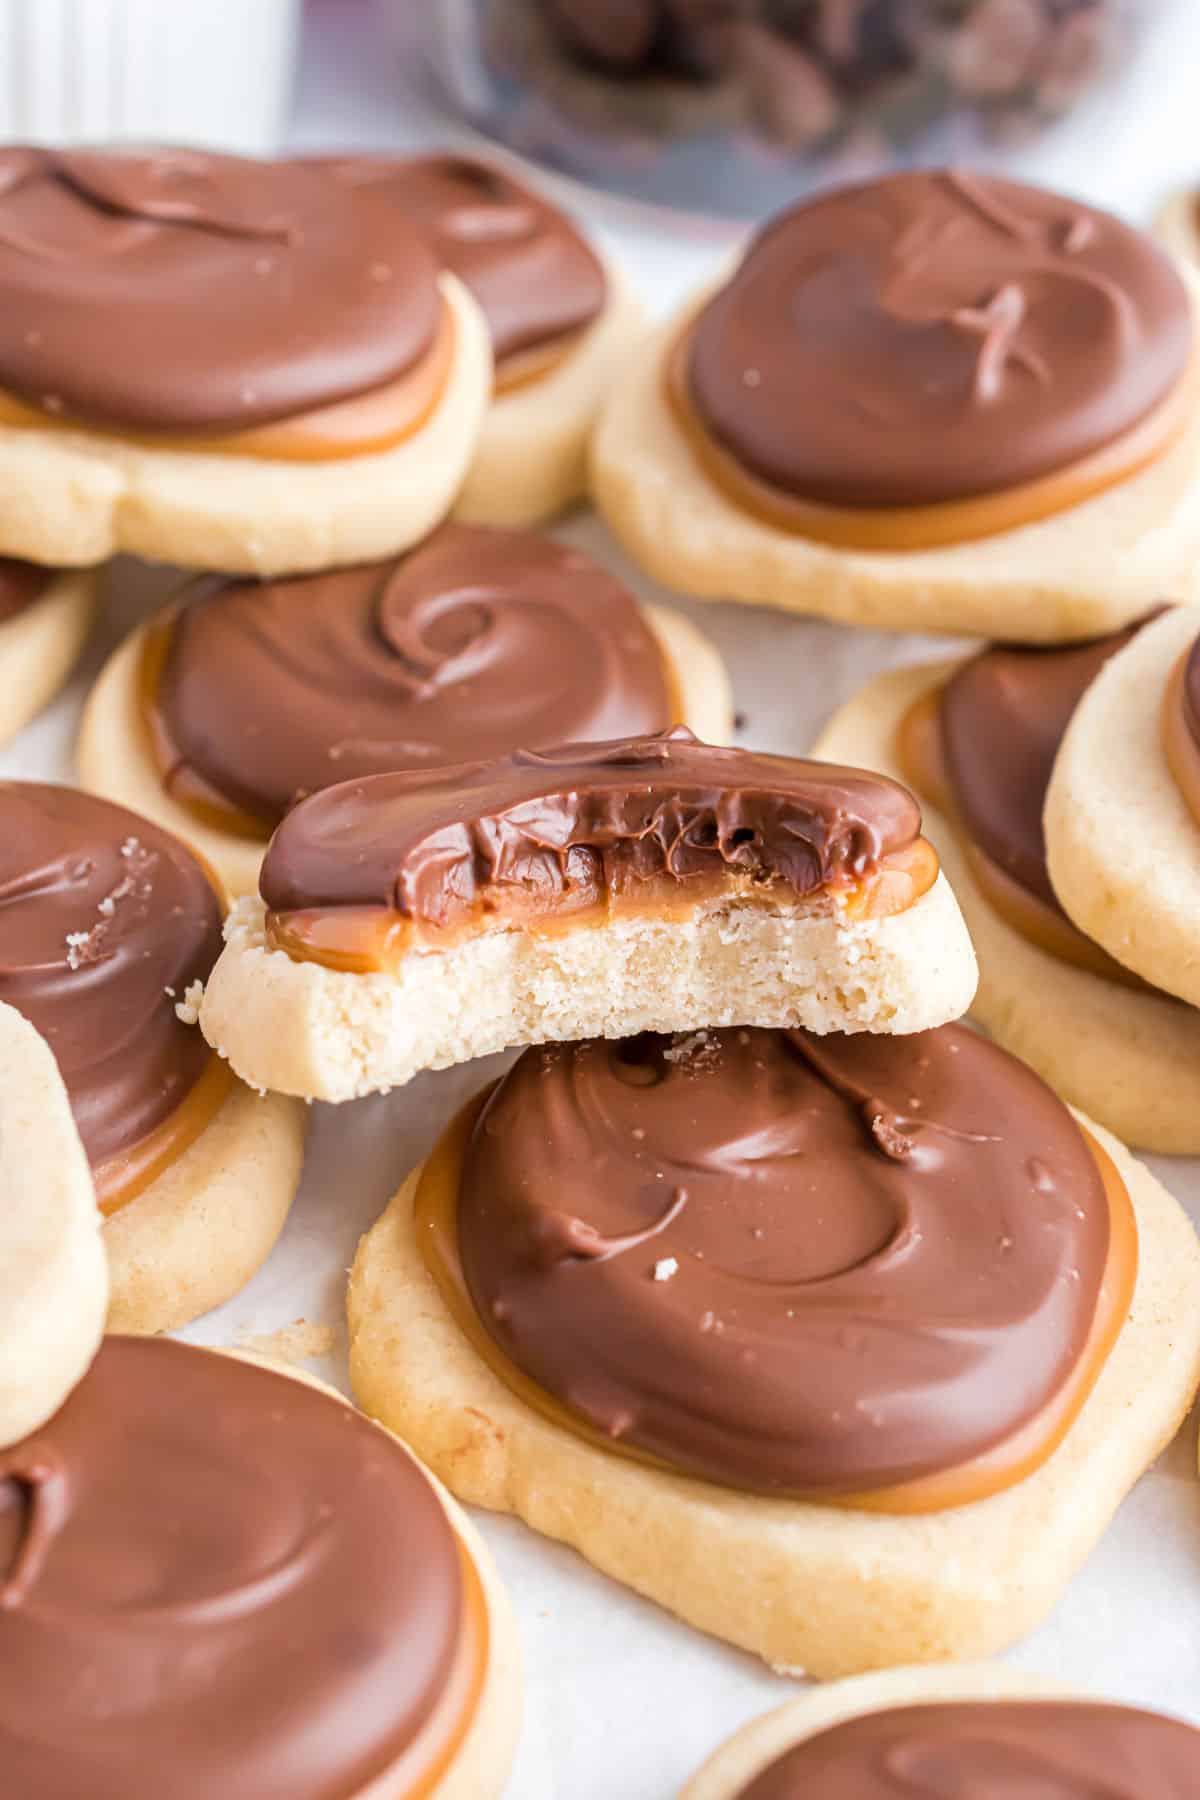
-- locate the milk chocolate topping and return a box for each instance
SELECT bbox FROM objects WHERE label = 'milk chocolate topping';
[734,1700,1200,1798]
[259,730,923,927]
[687,169,1193,507]
[0,1337,463,1800]
[154,525,671,830]
[0,146,440,432]
[457,1023,1109,1493]
[311,153,606,363]
[940,620,1149,913]
[0,557,50,622]
[0,783,221,1167]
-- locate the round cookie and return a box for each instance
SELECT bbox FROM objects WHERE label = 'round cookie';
[0,1003,106,1448]
[0,562,96,746]
[311,153,646,526]
[347,1027,1200,1678]
[0,148,491,576]
[593,170,1200,641]
[1046,606,1200,1008]
[677,1667,1192,1799]
[0,1336,521,1799]
[1155,187,1200,273]
[0,782,305,1333]
[814,659,1200,1152]
[77,524,732,896]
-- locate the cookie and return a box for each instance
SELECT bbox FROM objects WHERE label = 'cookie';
[592,169,1200,640]
[311,152,645,526]
[0,561,96,746]
[0,782,305,1332]
[198,732,977,1100]
[814,652,1200,1151]
[77,523,732,896]
[0,1003,106,1448]
[678,1666,1198,1798]
[0,1336,520,1798]
[348,1024,1200,1677]
[1046,605,1200,1008]
[0,148,490,576]
[1155,187,1200,273]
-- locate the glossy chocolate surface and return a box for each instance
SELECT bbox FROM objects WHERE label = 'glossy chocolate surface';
[0,1337,463,1800]
[0,783,221,1166]
[687,169,1192,507]
[0,557,50,622]
[259,730,922,926]
[154,525,672,829]
[0,146,440,432]
[457,1024,1109,1493]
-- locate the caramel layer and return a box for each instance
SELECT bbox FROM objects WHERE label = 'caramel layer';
[493,326,585,395]
[392,1538,491,1800]
[93,1051,235,1217]
[1162,647,1200,832]
[666,328,1200,553]
[416,1093,1137,1514]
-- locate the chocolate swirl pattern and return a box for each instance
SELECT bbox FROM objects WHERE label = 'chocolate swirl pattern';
[734,1701,1200,1798]
[687,169,1192,507]
[153,524,672,830]
[0,1337,464,1800]
[0,146,440,432]
[457,1024,1110,1494]
[0,557,49,622]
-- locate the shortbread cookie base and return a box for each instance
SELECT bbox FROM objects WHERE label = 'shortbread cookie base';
[103,1079,306,1334]
[0,1004,107,1447]
[455,254,645,527]
[0,568,97,747]
[1046,606,1200,1008]
[200,876,978,1102]
[76,599,734,899]
[347,1114,1200,1679]
[590,281,1200,641]
[1155,189,1200,273]
[678,1666,1080,1799]
[814,662,1200,1152]
[0,275,491,577]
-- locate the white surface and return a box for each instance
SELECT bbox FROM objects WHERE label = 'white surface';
[7,6,1200,1794]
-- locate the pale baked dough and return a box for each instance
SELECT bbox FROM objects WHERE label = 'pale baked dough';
[1045,606,1200,1008]
[347,1110,1200,1679]
[0,568,97,747]
[1155,189,1200,273]
[678,1665,1083,1799]
[814,662,1200,1152]
[104,1077,306,1335]
[0,1003,107,1447]
[590,275,1200,641]
[0,275,491,578]
[76,599,734,899]
[199,875,978,1102]
[455,253,645,527]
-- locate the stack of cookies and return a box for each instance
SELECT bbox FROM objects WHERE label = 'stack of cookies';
[4,140,1200,1796]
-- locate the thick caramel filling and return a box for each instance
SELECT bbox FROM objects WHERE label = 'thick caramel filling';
[93,1051,235,1217]
[1162,648,1200,832]
[666,327,1200,553]
[390,1538,491,1800]
[264,837,940,975]
[416,1093,1136,1514]
[493,326,585,395]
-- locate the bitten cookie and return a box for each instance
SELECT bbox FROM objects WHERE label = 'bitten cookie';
[0,782,305,1332]
[77,523,731,896]
[678,1666,1199,1798]
[593,169,1200,640]
[310,152,645,525]
[0,1004,106,1448]
[0,147,491,575]
[0,1336,520,1799]
[1046,605,1200,1008]
[348,1024,1200,1677]
[814,645,1200,1152]
[199,732,977,1101]
[0,561,96,746]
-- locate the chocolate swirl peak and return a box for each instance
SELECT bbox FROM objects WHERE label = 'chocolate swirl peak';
[0,783,221,1170]
[310,153,606,364]
[0,146,441,432]
[687,169,1192,507]
[260,730,925,931]
[152,524,672,831]
[0,557,50,622]
[457,1024,1112,1494]
[0,1337,467,1800]
[734,1700,1200,1798]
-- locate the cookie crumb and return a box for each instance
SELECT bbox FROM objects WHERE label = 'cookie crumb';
[653,1257,679,1282]
[237,1319,336,1364]
[174,979,205,1025]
